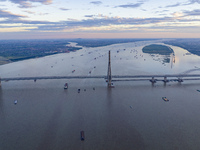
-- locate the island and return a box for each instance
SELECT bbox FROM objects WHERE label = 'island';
[142,44,174,55]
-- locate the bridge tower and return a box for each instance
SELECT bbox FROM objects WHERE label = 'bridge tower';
[107,51,112,87]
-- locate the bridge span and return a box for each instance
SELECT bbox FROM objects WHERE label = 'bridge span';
[1,74,200,85]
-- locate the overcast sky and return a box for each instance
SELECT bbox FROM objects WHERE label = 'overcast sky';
[0,0,200,39]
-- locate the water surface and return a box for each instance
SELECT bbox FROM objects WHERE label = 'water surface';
[1,41,200,150]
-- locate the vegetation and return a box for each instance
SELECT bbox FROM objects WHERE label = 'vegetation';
[142,44,174,55]
[0,39,81,62]
[163,39,200,56]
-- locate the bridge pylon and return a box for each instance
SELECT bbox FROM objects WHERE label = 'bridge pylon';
[107,51,112,87]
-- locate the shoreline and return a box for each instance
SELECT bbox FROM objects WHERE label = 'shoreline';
[0,56,12,65]
[0,39,161,66]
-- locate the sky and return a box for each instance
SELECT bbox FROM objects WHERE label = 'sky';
[0,0,200,39]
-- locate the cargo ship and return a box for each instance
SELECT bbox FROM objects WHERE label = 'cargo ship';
[80,131,85,141]
[162,97,169,102]
[64,83,68,89]
[14,100,18,104]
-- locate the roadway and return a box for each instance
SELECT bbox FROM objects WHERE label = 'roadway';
[1,74,200,81]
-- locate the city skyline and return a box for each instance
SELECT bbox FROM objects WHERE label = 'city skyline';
[0,0,200,39]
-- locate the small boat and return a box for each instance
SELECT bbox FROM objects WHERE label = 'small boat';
[14,100,18,104]
[162,97,169,102]
[64,83,68,89]
[80,131,85,141]
[78,89,80,93]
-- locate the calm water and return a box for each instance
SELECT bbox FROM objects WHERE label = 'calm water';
[1,82,200,150]
[1,41,200,150]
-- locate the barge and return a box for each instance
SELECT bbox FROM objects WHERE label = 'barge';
[14,100,18,104]
[162,97,169,102]
[80,131,85,141]
[64,83,68,89]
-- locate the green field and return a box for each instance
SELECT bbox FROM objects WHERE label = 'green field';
[142,44,174,55]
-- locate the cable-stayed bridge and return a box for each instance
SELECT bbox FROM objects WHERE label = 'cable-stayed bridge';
[1,74,200,82]
[1,51,200,87]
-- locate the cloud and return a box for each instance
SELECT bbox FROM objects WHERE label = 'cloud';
[42,0,52,5]
[23,10,49,15]
[185,0,200,5]
[34,16,200,33]
[24,10,35,14]
[172,12,184,18]
[7,0,52,8]
[18,1,34,8]
[183,9,200,16]
[85,15,95,18]
[165,3,181,8]
[9,0,52,4]
[0,10,54,27]
[155,10,169,14]
[38,12,49,15]
[163,0,200,8]
[116,2,143,8]
[0,9,26,19]
[1,7,200,34]
[63,16,173,28]
[84,14,107,18]
[90,1,102,5]
[13,16,167,32]
[60,8,70,11]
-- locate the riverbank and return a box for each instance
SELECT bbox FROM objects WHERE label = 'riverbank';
[0,56,12,65]
[0,39,82,65]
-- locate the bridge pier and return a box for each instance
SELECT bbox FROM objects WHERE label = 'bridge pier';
[0,78,1,87]
[177,78,183,83]
[163,76,169,83]
[150,77,156,83]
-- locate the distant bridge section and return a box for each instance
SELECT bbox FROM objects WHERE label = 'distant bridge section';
[0,76,106,81]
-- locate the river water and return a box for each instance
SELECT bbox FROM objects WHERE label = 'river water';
[1,41,200,150]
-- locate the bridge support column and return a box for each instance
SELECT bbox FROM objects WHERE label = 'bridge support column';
[107,51,112,87]
[150,77,156,83]
[163,76,169,83]
[177,78,183,83]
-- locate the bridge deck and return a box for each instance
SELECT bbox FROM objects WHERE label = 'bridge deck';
[1,74,200,81]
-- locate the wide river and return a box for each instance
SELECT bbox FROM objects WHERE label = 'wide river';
[1,41,200,150]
